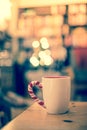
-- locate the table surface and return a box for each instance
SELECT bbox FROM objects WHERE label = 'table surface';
[1,102,87,130]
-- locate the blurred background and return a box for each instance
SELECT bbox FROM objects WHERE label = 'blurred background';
[0,0,87,128]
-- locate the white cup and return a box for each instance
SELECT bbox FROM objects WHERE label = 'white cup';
[28,76,71,114]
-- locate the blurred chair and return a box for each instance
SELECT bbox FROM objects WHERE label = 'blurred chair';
[0,66,28,128]
[71,47,87,83]
[71,47,87,101]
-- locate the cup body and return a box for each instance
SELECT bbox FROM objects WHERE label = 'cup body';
[42,76,71,114]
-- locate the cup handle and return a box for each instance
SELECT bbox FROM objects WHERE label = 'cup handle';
[28,81,45,108]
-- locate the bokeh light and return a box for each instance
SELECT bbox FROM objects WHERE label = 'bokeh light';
[32,40,40,48]
[40,37,49,49]
[30,56,39,67]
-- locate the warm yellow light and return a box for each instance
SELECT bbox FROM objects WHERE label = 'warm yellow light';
[45,50,51,55]
[38,50,53,66]
[51,6,58,14]
[30,56,39,67]
[32,40,40,48]
[40,37,49,49]
[39,51,45,58]
[44,55,53,66]
[0,0,12,30]
[0,0,11,20]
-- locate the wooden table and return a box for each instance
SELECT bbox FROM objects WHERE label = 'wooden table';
[1,102,87,130]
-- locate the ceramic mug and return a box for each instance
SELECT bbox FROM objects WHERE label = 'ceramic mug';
[28,76,71,114]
